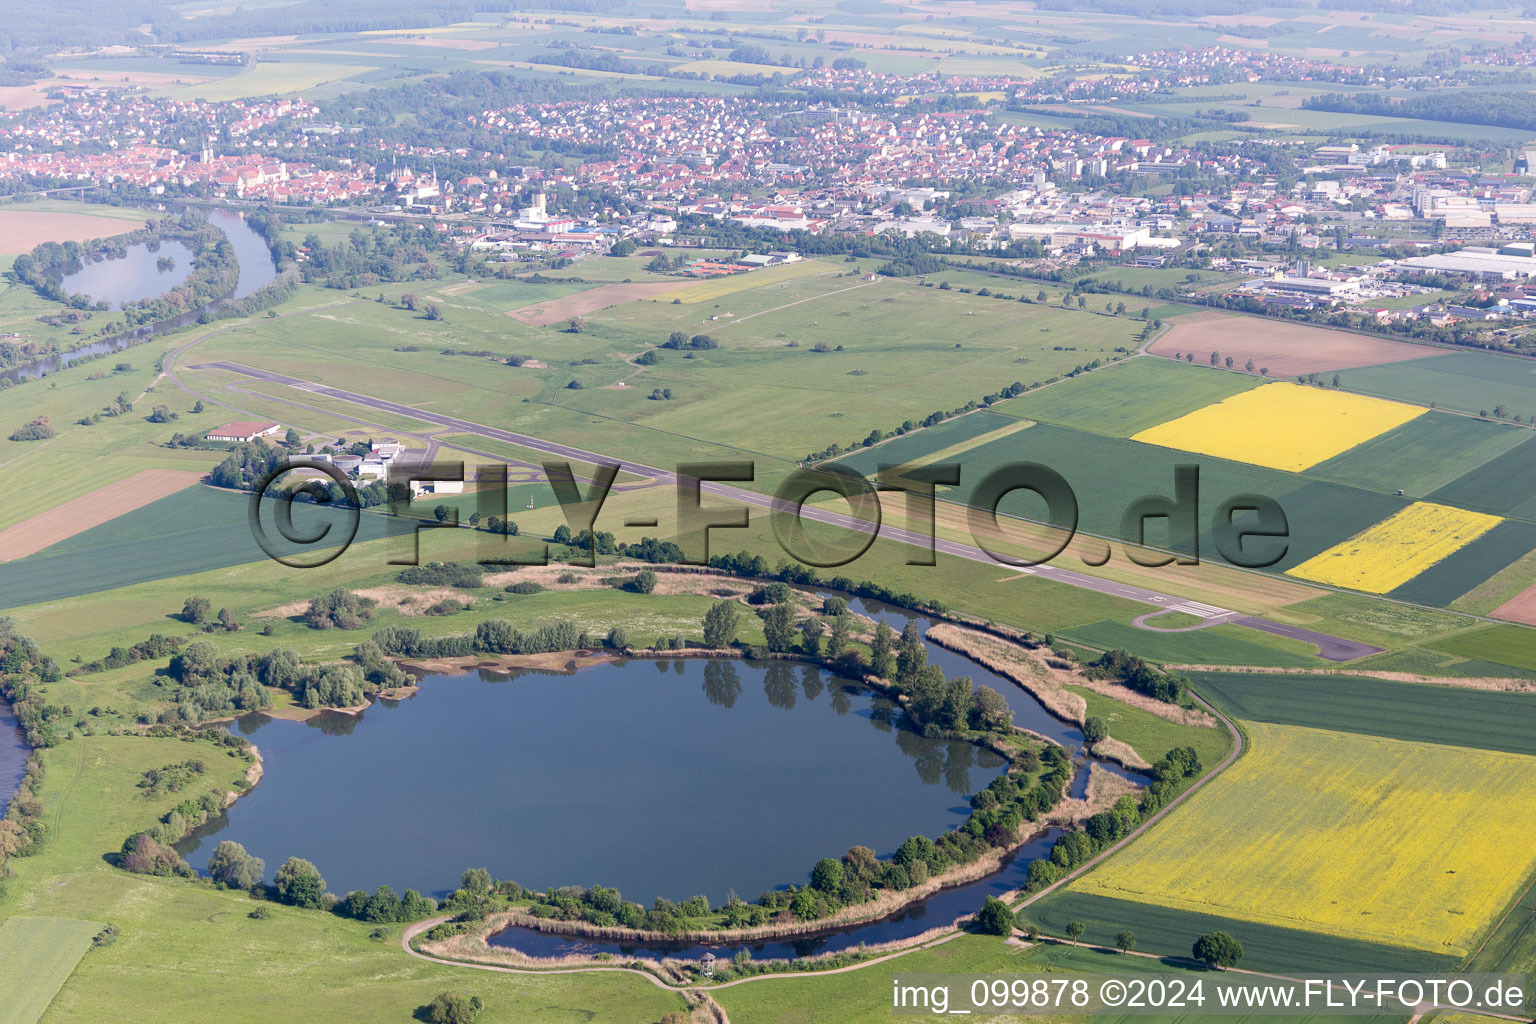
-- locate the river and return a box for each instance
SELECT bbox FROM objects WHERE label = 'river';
[0,697,26,817]
[1,208,277,385]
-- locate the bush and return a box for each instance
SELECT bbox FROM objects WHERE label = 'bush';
[424,992,483,1024]
[975,896,1014,936]
[306,589,377,630]
[398,562,484,588]
[206,840,265,889]
[273,857,326,908]
[505,582,544,595]
[631,570,657,594]
[8,416,54,441]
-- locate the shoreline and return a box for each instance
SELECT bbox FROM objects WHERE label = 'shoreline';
[431,825,1051,969]
[191,606,1130,958]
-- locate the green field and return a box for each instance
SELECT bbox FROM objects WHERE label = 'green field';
[1023,891,1458,975]
[1060,620,1324,668]
[833,421,1409,572]
[1191,671,1536,756]
[991,358,1261,437]
[0,918,105,1024]
[1309,411,1532,498]
[462,277,603,311]
[1269,591,1470,648]
[1386,520,1536,608]
[1429,435,1536,520]
[1070,686,1233,770]
[0,486,401,608]
[1343,352,1536,420]
[1427,624,1536,673]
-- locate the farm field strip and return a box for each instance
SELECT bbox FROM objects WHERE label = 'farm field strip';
[1024,890,1457,976]
[0,468,205,562]
[1130,381,1428,472]
[1288,502,1503,594]
[1190,671,1536,755]
[0,917,104,1024]
[1147,315,1445,377]
[1068,721,1536,955]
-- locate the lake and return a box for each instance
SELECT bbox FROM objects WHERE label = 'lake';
[179,659,1009,904]
[61,238,195,308]
[3,208,277,384]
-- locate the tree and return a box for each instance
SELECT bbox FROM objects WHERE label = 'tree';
[217,607,239,631]
[826,614,851,657]
[1065,920,1086,942]
[790,887,819,921]
[605,625,629,649]
[182,596,212,624]
[424,304,443,321]
[759,603,796,653]
[1116,930,1137,953]
[1210,351,1220,365]
[976,896,1014,936]
[632,570,657,594]
[702,600,740,648]
[425,992,483,1024]
[401,293,419,311]
[811,857,843,893]
[460,867,492,894]
[1082,716,1108,746]
[1193,931,1243,969]
[192,400,205,414]
[799,616,824,658]
[870,622,896,677]
[206,840,264,889]
[434,504,450,523]
[284,427,301,447]
[273,857,325,908]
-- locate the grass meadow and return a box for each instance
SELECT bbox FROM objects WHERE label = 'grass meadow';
[0,917,104,1024]
[991,358,1261,437]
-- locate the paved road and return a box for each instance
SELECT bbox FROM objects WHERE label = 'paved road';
[186,359,1382,663]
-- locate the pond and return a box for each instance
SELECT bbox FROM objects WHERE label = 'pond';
[178,659,1009,904]
[60,238,196,309]
[2,208,277,384]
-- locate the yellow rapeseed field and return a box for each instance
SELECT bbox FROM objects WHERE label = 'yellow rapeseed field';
[1130,381,1427,471]
[1287,501,1502,593]
[1071,723,1536,954]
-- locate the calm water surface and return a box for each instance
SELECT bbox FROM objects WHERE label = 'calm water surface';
[61,239,195,308]
[0,698,26,816]
[4,209,277,383]
[179,660,1007,903]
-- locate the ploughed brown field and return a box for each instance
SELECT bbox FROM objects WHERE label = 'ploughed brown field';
[1149,314,1443,377]
[0,469,205,562]
[0,210,148,254]
[1492,581,1536,627]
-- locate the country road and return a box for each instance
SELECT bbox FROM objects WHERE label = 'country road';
[181,356,1381,662]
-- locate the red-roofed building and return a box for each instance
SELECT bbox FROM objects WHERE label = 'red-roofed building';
[206,421,281,443]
